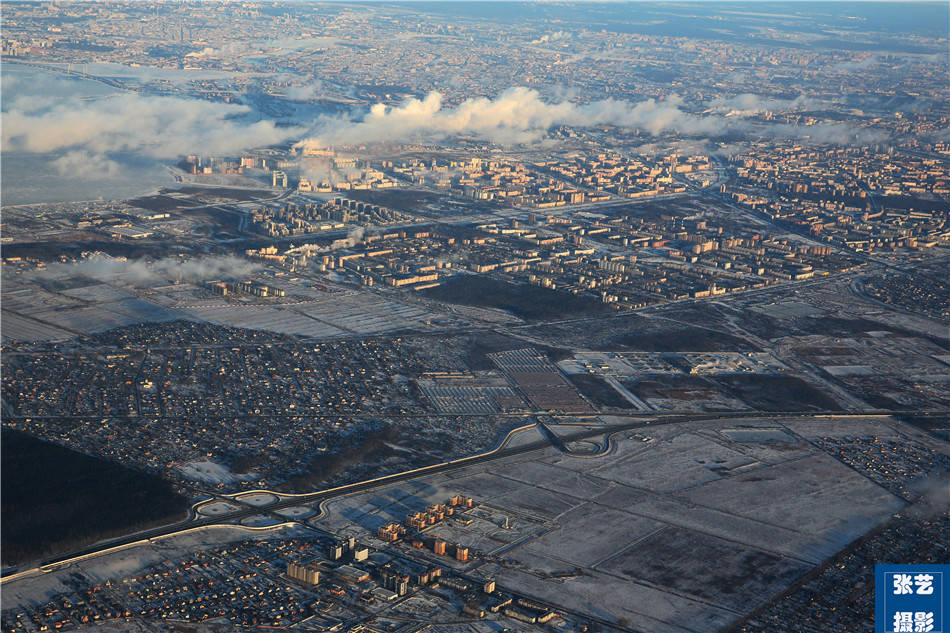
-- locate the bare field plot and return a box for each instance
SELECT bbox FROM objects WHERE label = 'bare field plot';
[316,416,928,632]
[0,311,75,342]
[599,527,811,612]
[31,299,180,334]
[182,304,346,337]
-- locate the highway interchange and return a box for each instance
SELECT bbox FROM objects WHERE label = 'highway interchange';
[5,409,944,582]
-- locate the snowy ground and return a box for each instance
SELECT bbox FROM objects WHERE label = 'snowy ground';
[1,525,310,611]
[275,506,316,519]
[177,460,246,485]
[233,492,278,506]
[196,501,241,516]
[314,415,934,633]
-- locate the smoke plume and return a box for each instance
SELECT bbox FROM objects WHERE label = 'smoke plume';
[346,226,366,248]
[705,94,814,117]
[36,254,262,286]
[530,31,572,44]
[297,87,878,149]
[3,91,303,160]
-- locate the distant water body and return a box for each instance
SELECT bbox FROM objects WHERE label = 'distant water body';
[1,150,175,207]
[1,64,176,207]
[413,2,949,50]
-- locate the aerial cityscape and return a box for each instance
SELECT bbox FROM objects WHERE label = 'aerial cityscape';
[1,2,949,632]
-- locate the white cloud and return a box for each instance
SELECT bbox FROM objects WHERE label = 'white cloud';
[297,87,877,150]
[286,82,330,101]
[51,149,123,179]
[36,254,262,286]
[530,30,572,44]
[830,54,879,72]
[185,46,218,58]
[705,93,815,117]
[3,92,303,159]
[298,88,714,148]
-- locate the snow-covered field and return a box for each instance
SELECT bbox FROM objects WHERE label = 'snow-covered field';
[177,460,248,485]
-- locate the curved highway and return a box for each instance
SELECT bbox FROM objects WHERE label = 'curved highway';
[4,410,943,580]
